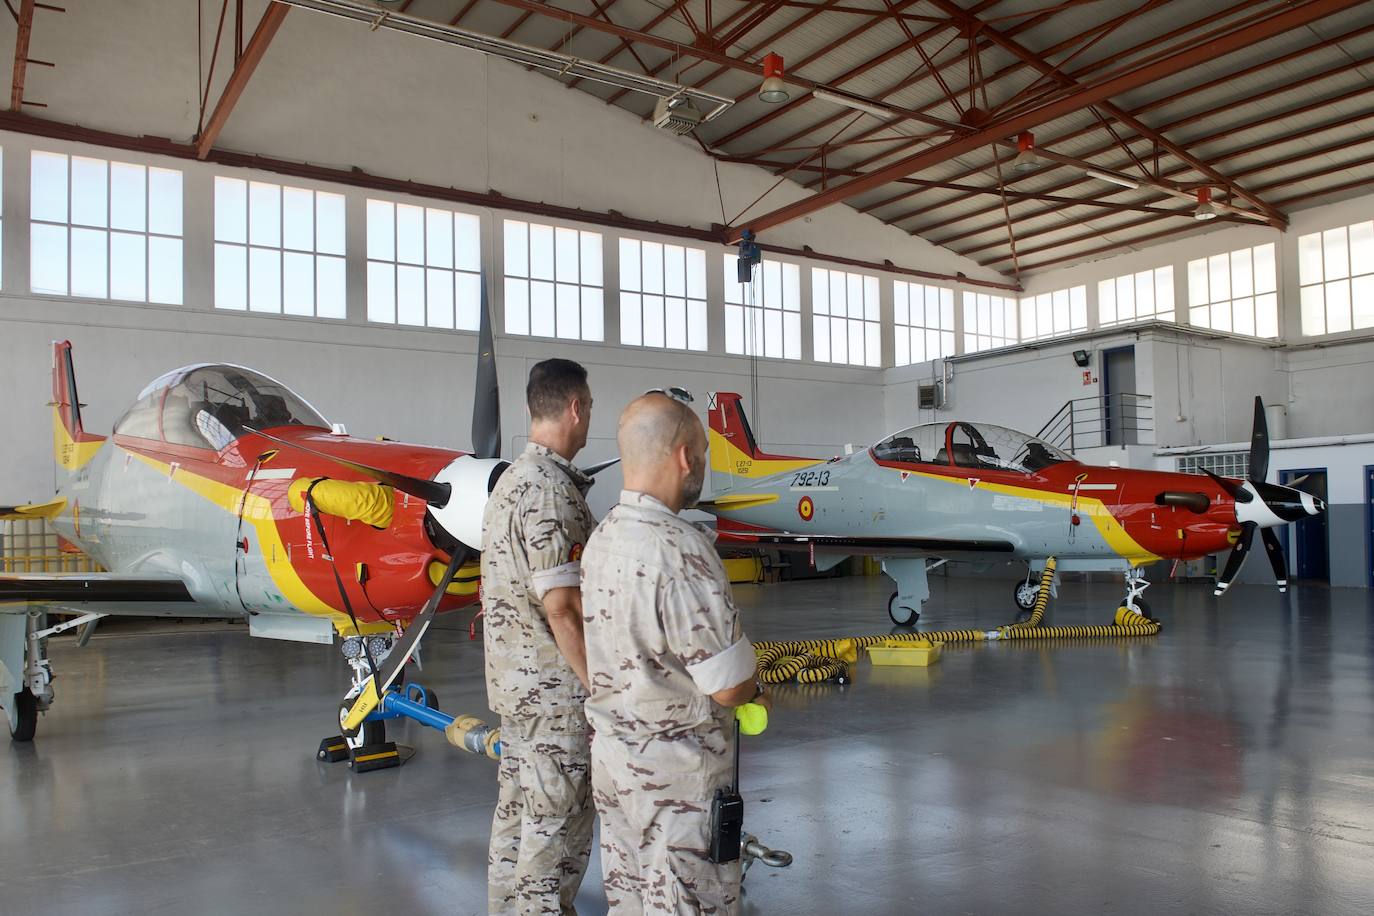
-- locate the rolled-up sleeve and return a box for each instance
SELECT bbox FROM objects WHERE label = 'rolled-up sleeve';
[685,636,756,695]
[521,480,586,600]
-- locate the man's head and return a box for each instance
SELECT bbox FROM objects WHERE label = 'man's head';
[526,359,592,459]
[618,393,707,512]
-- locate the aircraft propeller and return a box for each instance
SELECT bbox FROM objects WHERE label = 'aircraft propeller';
[1207,396,1325,596]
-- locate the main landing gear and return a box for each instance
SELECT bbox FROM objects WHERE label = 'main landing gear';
[317,632,501,773]
[4,610,106,742]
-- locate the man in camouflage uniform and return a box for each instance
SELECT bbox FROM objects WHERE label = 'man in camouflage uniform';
[482,358,597,915]
[581,391,769,915]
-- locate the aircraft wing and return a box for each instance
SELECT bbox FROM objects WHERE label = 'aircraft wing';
[0,573,196,606]
[717,531,1016,559]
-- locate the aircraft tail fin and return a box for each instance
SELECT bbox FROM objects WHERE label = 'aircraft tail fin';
[707,392,820,492]
[51,341,105,473]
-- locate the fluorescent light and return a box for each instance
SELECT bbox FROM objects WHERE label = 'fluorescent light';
[276,0,734,122]
[812,87,902,121]
[1085,169,1139,190]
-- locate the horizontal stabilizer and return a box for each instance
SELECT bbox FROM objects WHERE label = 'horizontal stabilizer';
[718,531,1016,559]
[0,497,67,521]
[697,493,780,511]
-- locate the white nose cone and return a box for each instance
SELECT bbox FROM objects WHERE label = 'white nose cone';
[428,455,510,550]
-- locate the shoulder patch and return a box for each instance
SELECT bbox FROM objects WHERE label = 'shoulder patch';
[569,543,584,563]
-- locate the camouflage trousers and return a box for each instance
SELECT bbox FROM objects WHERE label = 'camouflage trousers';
[591,746,742,915]
[488,712,594,915]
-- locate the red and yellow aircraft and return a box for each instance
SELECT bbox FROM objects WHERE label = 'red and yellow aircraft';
[700,392,1324,625]
[0,300,579,763]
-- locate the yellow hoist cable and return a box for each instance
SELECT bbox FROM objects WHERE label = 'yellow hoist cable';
[753,559,1160,684]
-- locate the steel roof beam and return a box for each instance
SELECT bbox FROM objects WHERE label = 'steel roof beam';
[196,2,290,160]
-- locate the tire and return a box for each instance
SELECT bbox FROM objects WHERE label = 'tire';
[1129,599,1153,621]
[9,688,37,742]
[1014,580,1040,611]
[339,699,386,749]
[887,591,918,627]
[423,689,439,710]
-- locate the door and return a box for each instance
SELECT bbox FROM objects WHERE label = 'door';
[1281,469,1329,582]
[1366,466,1374,587]
[1102,346,1137,446]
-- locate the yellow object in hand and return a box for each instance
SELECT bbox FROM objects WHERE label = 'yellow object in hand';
[735,702,768,736]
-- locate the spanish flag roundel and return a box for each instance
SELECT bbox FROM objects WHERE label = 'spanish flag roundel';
[798,496,815,522]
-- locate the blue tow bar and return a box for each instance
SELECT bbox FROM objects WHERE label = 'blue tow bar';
[366,684,502,758]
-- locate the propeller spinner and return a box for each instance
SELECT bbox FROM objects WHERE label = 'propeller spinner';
[1209,397,1325,596]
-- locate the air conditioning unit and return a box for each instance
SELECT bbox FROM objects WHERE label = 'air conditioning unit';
[918,381,945,410]
[653,96,705,135]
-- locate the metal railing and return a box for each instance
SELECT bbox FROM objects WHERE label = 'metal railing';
[1036,393,1154,452]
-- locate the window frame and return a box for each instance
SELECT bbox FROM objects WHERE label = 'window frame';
[1186,242,1279,338]
[811,266,881,368]
[1019,285,1087,343]
[364,197,483,332]
[893,280,955,365]
[1297,222,1374,337]
[618,237,708,352]
[1098,266,1175,327]
[723,254,802,361]
[501,218,604,342]
[962,291,1019,353]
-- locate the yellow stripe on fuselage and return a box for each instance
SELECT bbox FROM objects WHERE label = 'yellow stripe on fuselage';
[125,450,393,634]
[890,465,1159,564]
[53,408,104,471]
[709,428,820,480]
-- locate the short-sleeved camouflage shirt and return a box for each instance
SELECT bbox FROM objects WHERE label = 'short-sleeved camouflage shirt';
[581,490,757,771]
[481,442,595,719]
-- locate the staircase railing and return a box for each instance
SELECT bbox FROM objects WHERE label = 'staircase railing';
[1035,393,1154,452]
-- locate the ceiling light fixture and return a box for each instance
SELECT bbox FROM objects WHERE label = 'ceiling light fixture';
[812,87,902,120]
[274,0,734,122]
[759,53,790,104]
[1194,187,1219,221]
[1012,131,1039,173]
[1084,169,1140,191]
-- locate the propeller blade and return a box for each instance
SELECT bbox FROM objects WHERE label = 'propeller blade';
[580,457,621,477]
[247,428,452,507]
[1285,474,1310,491]
[1202,468,1250,502]
[1249,395,1269,483]
[1259,527,1289,593]
[1214,521,1256,597]
[471,274,502,460]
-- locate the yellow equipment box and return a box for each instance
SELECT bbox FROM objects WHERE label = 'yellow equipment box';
[723,556,763,584]
[868,640,942,667]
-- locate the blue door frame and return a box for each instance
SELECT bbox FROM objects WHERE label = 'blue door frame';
[1279,468,1329,583]
[1366,465,1374,588]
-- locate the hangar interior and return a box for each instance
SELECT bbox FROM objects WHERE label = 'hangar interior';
[2,1,1373,914]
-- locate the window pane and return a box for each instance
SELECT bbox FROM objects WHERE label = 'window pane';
[642,241,664,293]
[368,261,396,323]
[765,308,783,359]
[1070,286,1086,329]
[148,236,182,305]
[530,280,555,335]
[1156,266,1174,318]
[1298,232,1323,284]
[31,151,68,223]
[814,269,830,315]
[1253,243,1276,294]
[70,227,107,298]
[1210,299,1231,332]
[643,293,664,348]
[894,282,908,325]
[283,251,314,316]
[783,264,800,311]
[397,204,423,265]
[455,213,481,273]
[1233,296,1255,337]
[317,256,346,319]
[504,277,529,335]
[829,316,844,363]
[248,182,280,247]
[686,248,706,300]
[664,245,685,297]
[1208,254,1230,303]
[1099,279,1116,324]
[830,272,847,317]
[504,220,527,277]
[813,317,830,362]
[724,303,743,354]
[865,322,881,367]
[1323,227,1349,281]
[283,187,314,252]
[529,224,554,281]
[316,192,345,256]
[110,163,146,232]
[110,231,146,301]
[397,264,424,325]
[1351,274,1374,329]
[1300,284,1326,336]
[1255,292,1278,338]
[687,299,706,351]
[619,239,640,291]
[580,231,602,287]
[455,272,480,330]
[214,243,246,310]
[427,267,454,328]
[30,222,68,294]
[367,199,394,261]
[581,286,603,341]
[1326,279,1352,333]
[620,292,642,346]
[1231,248,1254,298]
[762,261,781,310]
[426,209,453,269]
[148,167,182,236]
[1350,222,1374,276]
[1187,257,1208,306]
[665,296,686,349]
[555,228,579,283]
[895,326,909,365]
[70,157,107,227]
[249,247,281,312]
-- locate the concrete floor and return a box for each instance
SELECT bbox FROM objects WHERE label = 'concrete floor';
[3,573,1374,915]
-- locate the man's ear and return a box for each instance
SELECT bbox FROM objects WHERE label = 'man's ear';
[674,441,693,474]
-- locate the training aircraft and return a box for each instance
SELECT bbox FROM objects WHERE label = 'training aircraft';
[0,294,583,763]
[700,392,1324,626]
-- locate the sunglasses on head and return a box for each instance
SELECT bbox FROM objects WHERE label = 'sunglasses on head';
[645,387,694,404]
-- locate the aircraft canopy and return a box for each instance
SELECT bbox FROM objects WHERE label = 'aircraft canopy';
[872,421,1073,475]
[114,364,329,450]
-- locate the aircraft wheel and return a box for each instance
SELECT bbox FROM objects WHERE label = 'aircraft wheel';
[887,591,919,627]
[339,700,386,749]
[1127,599,1153,621]
[1013,580,1040,611]
[424,689,439,710]
[9,688,37,742]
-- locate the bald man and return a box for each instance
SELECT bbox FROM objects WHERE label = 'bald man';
[580,391,767,915]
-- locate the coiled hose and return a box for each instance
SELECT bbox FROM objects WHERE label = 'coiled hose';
[753,560,1160,684]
